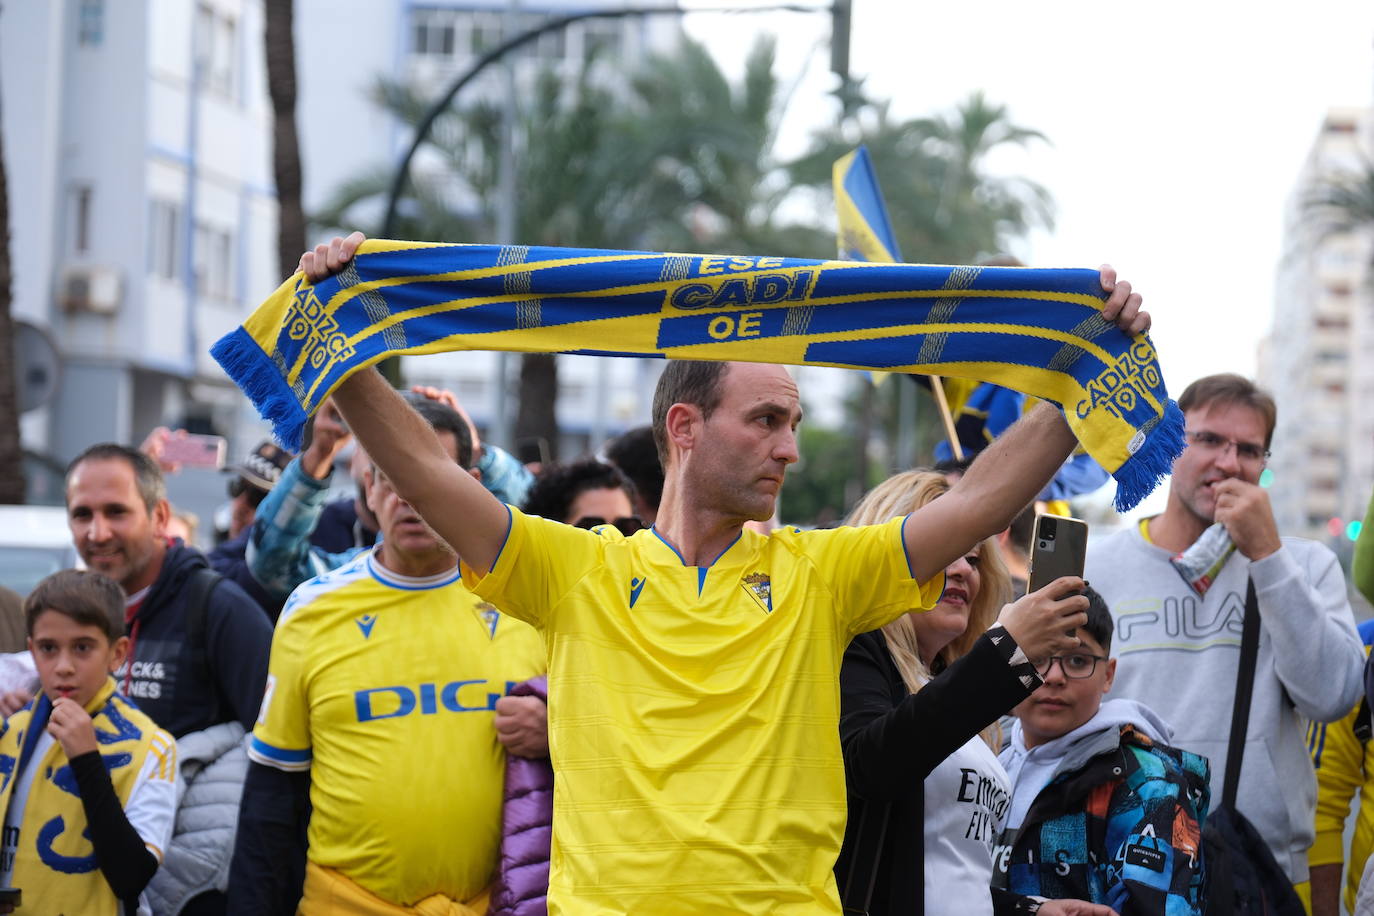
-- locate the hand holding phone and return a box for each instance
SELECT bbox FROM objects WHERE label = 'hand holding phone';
[1028,514,1089,637]
[996,576,1089,664]
[159,433,227,471]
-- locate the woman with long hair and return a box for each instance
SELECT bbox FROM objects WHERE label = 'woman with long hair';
[835,470,1114,916]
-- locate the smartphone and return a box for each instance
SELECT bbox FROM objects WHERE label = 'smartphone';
[161,433,227,470]
[0,888,20,905]
[1027,514,1089,594]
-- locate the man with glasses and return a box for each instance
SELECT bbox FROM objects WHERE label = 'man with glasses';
[995,588,1210,914]
[1084,373,1363,899]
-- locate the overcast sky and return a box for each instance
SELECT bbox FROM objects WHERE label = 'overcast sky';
[680,1,1374,520]
[683,0,1374,389]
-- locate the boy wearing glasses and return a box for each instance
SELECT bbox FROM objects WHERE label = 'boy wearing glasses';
[994,587,1211,915]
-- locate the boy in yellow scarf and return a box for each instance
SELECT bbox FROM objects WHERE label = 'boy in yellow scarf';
[0,570,177,915]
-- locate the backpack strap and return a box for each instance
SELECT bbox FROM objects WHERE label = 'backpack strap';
[1355,697,1372,744]
[180,567,225,728]
[1222,579,1260,811]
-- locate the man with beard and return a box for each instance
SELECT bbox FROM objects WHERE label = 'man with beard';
[64,443,272,914]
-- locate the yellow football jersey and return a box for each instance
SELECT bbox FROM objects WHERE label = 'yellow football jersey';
[464,508,942,915]
[250,550,546,906]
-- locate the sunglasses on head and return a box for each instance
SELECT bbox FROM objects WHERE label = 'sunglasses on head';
[573,515,645,536]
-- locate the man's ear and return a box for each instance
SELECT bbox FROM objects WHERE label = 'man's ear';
[664,403,701,462]
[467,467,482,484]
[361,467,380,513]
[108,635,131,674]
[151,498,172,534]
[1102,657,1117,694]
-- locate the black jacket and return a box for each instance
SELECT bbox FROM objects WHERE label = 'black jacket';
[124,544,273,737]
[208,531,286,620]
[835,628,1036,915]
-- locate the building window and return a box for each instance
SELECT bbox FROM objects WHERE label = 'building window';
[148,200,181,280]
[78,0,103,47]
[193,222,233,299]
[412,8,457,57]
[195,3,237,96]
[71,185,93,254]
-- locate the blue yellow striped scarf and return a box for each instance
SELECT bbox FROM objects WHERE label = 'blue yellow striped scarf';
[211,239,1183,510]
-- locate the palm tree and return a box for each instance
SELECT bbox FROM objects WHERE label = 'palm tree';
[790,92,1054,263]
[315,35,820,455]
[1306,160,1374,260]
[264,0,306,282]
[621,37,831,258]
[316,58,653,457]
[0,74,23,504]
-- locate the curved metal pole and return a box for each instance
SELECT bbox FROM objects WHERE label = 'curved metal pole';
[379,2,829,237]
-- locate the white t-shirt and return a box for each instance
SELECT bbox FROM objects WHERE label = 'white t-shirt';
[922,734,1011,916]
[1,725,178,915]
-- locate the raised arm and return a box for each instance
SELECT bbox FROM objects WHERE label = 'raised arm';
[904,266,1148,583]
[905,402,1076,582]
[302,234,511,575]
[333,368,509,574]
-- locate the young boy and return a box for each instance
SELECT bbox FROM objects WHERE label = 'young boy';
[993,588,1210,916]
[0,570,177,915]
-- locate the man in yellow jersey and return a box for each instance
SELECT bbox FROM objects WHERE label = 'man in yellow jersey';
[1307,618,1374,916]
[227,397,547,914]
[304,232,1149,915]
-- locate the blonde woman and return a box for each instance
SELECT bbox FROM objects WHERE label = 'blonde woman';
[836,470,1114,916]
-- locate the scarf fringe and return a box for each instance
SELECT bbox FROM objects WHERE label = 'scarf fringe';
[1110,399,1184,512]
[209,326,310,451]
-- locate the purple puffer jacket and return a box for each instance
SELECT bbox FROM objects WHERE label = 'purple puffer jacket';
[488,676,553,916]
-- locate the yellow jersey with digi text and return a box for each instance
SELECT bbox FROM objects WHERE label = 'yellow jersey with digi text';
[249,549,546,907]
[464,507,942,915]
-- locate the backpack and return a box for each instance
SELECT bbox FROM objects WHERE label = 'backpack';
[1200,580,1305,916]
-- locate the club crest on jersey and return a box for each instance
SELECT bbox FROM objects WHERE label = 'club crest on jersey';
[741,572,772,613]
[355,614,378,639]
[476,601,500,639]
[629,576,647,608]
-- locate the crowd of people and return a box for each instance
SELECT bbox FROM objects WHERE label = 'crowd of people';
[2,234,1373,916]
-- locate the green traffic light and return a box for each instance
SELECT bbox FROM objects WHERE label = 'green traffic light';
[1350,520,1364,542]
[1259,469,1274,489]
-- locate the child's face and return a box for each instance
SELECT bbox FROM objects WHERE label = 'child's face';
[1011,630,1117,750]
[28,610,128,709]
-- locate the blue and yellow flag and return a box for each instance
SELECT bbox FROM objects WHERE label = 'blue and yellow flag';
[834,146,903,264]
[211,240,1182,510]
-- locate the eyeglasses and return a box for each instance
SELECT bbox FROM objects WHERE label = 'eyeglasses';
[1035,653,1108,679]
[573,515,645,536]
[227,477,269,508]
[1184,430,1270,464]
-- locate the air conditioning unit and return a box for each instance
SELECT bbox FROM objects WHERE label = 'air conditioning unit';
[60,265,122,315]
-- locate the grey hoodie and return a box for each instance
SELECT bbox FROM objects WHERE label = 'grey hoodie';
[1000,698,1172,831]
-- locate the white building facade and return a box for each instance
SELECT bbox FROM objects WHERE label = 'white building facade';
[1261,107,1374,548]
[2,0,279,505]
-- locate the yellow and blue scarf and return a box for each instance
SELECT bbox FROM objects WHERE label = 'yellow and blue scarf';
[212,239,1183,510]
[0,678,165,915]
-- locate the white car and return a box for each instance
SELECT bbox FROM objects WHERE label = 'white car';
[0,505,79,598]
